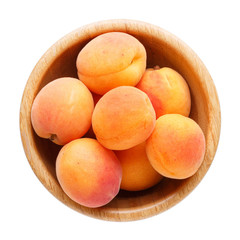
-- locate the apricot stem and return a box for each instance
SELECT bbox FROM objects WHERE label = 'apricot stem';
[49,134,57,141]
[153,65,161,70]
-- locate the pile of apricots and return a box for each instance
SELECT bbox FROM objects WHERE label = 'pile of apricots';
[31,32,206,208]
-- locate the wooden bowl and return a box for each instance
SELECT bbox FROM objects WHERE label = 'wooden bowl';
[20,19,221,221]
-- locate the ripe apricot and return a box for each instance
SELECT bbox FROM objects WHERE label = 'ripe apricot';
[31,77,94,145]
[56,138,122,208]
[92,86,156,150]
[115,142,163,191]
[76,32,146,95]
[136,67,191,118]
[146,114,206,179]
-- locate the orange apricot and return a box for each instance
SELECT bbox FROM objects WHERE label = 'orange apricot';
[76,32,146,95]
[31,77,94,145]
[92,86,156,150]
[115,142,163,191]
[146,114,206,179]
[56,138,122,208]
[136,67,191,118]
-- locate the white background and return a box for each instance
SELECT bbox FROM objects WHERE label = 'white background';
[1,0,239,239]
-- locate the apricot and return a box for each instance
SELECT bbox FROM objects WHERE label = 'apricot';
[146,114,206,179]
[115,142,163,191]
[92,86,156,150]
[76,32,147,95]
[56,138,122,208]
[31,77,94,145]
[136,67,191,118]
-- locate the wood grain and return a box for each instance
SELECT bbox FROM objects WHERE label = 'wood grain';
[19,19,221,221]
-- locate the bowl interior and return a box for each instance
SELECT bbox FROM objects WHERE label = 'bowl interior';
[20,20,220,221]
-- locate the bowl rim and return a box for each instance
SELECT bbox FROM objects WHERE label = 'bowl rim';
[20,19,221,221]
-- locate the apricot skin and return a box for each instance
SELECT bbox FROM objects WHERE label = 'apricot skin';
[56,138,122,208]
[31,77,94,145]
[76,32,147,95]
[115,142,163,191]
[136,67,191,118]
[146,114,206,179]
[92,86,156,150]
